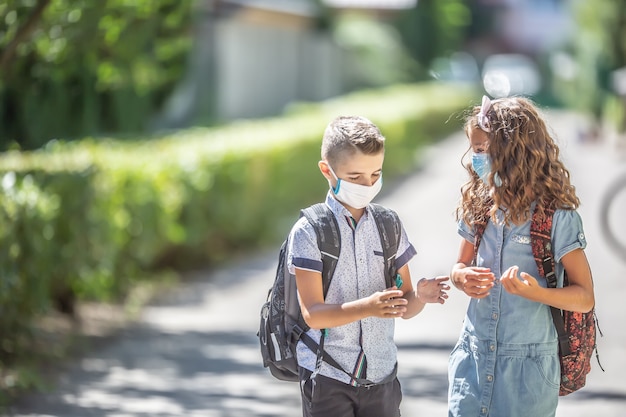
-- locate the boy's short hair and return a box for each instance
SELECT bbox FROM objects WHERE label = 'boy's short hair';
[321,116,385,166]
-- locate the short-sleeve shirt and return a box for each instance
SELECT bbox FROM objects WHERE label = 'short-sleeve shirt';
[287,192,416,384]
[449,206,587,417]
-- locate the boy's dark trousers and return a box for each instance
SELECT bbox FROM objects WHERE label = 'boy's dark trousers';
[299,368,402,417]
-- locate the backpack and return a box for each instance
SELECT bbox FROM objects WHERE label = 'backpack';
[529,206,604,395]
[474,205,604,396]
[258,202,402,382]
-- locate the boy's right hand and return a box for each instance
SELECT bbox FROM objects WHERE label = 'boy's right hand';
[366,289,407,318]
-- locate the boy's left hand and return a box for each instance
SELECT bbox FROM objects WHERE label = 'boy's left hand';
[416,276,450,304]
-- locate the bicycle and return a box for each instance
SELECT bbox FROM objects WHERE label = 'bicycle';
[599,172,626,261]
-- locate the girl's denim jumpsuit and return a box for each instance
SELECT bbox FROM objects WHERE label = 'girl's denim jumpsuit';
[448,208,587,417]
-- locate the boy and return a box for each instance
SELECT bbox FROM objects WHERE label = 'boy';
[288,115,450,417]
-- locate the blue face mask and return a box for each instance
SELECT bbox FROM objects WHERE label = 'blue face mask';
[472,152,503,186]
[471,152,492,184]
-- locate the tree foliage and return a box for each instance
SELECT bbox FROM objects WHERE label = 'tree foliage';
[557,0,626,117]
[393,0,471,79]
[332,12,419,87]
[0,0,194,150]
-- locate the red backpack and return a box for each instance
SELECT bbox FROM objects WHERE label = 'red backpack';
[474,205,603,396]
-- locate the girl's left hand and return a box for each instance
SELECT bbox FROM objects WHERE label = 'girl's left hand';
[500,265,540,297]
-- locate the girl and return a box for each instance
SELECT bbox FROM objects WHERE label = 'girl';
[448,96,595,417]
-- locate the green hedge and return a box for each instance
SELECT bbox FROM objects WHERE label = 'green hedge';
[0,82,474,350]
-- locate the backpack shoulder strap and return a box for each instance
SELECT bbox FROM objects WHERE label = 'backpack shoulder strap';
[369,203,401,289]
[301,203,341,297]
[530,206,571,355]
[530,206,558,289]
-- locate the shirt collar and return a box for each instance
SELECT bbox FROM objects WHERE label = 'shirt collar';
[324,190,371,222]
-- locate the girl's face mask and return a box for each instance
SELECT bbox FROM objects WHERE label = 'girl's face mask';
[471,152,502,187]
[327,164,383,209]
[471,152,492,184]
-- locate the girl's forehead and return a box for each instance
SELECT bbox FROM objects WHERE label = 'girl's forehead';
[468,127,490,148]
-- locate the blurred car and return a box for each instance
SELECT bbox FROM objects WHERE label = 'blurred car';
[481,53,541,98]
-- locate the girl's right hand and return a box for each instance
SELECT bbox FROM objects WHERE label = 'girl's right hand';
[455,267,495,299]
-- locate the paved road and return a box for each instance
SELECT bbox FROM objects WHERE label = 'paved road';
[6,112,626,417]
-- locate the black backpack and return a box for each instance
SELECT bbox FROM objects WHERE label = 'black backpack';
[258,202,402,382]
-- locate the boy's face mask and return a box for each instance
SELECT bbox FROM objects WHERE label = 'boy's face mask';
[327,164,383,209]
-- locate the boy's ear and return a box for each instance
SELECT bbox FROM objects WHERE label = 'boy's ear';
[318,160,333,181]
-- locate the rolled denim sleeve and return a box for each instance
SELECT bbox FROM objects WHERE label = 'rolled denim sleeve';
[458,218,475,244]
[552,209,587,262]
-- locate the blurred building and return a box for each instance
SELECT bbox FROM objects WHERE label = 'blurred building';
[464,0,573,99]
[470,0,572,57]
[157,0,416,129]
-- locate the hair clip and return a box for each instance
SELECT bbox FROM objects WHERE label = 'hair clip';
[477,95,492,133]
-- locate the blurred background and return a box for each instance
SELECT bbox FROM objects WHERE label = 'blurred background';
[0,0,625,414]
[1,0,625,151]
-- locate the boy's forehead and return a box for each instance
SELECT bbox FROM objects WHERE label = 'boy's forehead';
[334,151,384,172]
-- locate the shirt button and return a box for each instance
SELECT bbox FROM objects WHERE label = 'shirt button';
[481,407,488,414]
[492,313,498,320]
[489,345,495,352]
[487,375,493,382]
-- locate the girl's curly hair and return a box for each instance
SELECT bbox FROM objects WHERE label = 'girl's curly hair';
[457,96,580,227]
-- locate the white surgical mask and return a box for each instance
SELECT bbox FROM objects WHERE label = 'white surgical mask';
[327,164,382,209]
